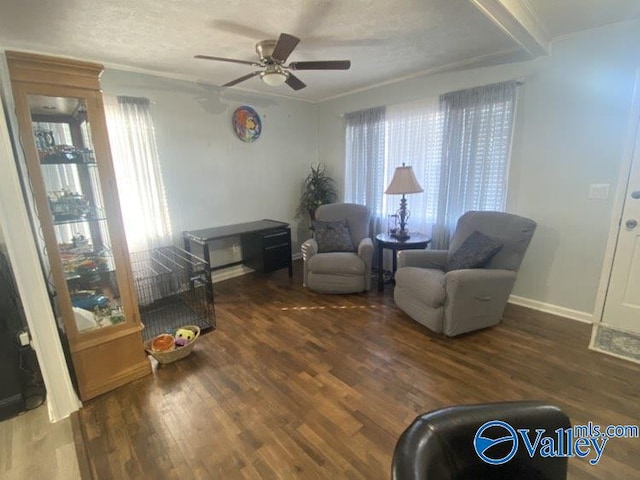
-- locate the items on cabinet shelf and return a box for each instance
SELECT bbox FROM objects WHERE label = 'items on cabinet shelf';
[48,189,91,221]
[72,232,90,250]
[40,147,95,164]
[33,127,55,149]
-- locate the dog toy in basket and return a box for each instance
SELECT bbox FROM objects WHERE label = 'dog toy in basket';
[145,325,200,365]
[174,327,196,347]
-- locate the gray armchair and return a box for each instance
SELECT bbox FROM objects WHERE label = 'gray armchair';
[302,203,373,293]
[394,211,536,336]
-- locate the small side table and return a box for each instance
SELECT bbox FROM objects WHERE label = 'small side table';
[376,233,431,292]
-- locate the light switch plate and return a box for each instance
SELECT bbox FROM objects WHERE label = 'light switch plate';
[589,184,610,200]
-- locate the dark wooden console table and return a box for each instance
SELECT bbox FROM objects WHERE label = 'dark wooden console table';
[183,219,293,276]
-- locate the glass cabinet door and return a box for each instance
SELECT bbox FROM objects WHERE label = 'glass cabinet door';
[28,93,126,332]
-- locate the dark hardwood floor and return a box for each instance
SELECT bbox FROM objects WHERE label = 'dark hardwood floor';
[76,261,640,479]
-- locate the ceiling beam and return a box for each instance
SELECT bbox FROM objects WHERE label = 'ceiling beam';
[469,0,550,58]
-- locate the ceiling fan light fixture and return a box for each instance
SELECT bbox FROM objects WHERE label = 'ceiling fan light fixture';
[260,70,288,87]
[196,32,351,91]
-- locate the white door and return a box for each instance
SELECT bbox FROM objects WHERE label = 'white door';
[602,108,640,333]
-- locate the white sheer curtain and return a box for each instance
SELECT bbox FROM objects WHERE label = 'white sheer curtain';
[385,97,443,237]
[344,106,386,232]
[104,96,172,252]
[433,81,518,248]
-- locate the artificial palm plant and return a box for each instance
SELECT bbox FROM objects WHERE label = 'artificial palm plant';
[298,163,337,221]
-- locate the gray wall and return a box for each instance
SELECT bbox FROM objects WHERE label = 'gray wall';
[100,71,318,266]
[316,20,640,315]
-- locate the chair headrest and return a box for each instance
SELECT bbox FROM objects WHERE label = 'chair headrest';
[448,211,537,271]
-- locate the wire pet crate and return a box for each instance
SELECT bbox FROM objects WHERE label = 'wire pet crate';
[131,246,215,342]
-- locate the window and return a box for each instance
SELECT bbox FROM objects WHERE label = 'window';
[384,97,443,235]
[345,81,518,248]
[344,106,386,232]
[104,96,172,252]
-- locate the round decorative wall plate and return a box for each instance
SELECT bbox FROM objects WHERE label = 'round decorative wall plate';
[232,106,261,143]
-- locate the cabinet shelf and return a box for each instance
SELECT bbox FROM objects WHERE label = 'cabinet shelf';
[53,215,107,226]
[64,264,116,279]
[40,150,96,165]
[65,269,116,281]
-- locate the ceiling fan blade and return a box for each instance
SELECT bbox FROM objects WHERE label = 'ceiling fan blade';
[223,71,262,87]
[285,73,306,91]
[289,60,351,70]
[271,33,300,63]
[194,55,258,67]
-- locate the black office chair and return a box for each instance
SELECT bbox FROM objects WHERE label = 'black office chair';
[392,401,571,480]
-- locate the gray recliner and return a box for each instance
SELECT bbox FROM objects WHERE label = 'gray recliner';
[302,203,373,293]
[394,211,536,336]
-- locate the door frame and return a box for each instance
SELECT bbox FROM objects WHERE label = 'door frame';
[591,67,640,330]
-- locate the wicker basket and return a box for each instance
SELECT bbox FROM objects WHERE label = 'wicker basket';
[144,325,201,365]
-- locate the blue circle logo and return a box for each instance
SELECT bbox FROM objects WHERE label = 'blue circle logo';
[474,420,519,465]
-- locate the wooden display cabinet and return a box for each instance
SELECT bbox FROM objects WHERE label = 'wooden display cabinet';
[6,52,151,401]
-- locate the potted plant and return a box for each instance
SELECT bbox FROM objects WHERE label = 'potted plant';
[298,163,337,221]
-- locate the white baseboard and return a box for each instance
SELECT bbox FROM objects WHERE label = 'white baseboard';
[211,265,254,284]
[508,295,593,324]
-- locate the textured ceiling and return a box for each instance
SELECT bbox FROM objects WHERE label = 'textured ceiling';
[0,0,637,102]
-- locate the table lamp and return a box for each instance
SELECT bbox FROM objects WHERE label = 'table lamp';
[384,163,423,239]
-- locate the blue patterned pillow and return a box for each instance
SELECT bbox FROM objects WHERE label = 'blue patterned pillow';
[447,231,503,271]
[312,220,356,253]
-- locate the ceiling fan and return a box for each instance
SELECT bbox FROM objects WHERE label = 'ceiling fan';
[195,33,351,91]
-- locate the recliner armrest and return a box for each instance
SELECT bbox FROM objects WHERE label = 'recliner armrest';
[357,237,374,262]
[397,249,448,269]
[443,268,517,337]
[301,238,318,260]
[444,268,516,291]
[445,269,517,302]
[358,237,374,291]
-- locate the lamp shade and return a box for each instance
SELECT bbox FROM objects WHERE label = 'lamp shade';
[385,165,424,195]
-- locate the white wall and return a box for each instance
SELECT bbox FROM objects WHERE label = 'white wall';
[316,20,640,316]
[100,71,319,265]
[0,93,80,421]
